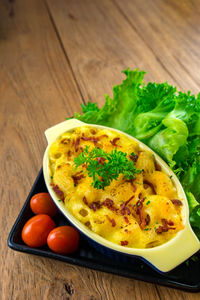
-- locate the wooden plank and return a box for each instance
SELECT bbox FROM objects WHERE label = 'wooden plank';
[0,1,160,299]
[156,285,200,300]
[114,0,200,94]
[0,0,84,299]
[46,0,182,107]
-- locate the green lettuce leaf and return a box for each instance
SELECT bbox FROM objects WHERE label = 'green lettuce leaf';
[131,83,176,140]
[148,118,188,167]
[190,205,200,239]
[69,68,200,239]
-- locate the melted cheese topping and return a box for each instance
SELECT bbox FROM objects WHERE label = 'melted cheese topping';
[48,126,184,248]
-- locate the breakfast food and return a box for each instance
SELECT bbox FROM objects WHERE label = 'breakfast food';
[48,125,184,249]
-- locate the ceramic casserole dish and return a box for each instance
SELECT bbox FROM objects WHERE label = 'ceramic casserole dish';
[43,119,200,272]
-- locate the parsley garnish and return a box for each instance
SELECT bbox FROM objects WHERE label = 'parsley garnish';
[146,200,151,205]
[74,146,141,190]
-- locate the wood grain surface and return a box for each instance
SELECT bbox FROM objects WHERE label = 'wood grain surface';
[0,0,199,299]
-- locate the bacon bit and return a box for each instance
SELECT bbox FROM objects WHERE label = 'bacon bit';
[126,207,131,215]
[72,173,84,185]
[121,205,131,216]
[171,199,183,206]
[145,214,150,226]
[168,220,174,226]
[61,138,70,144]
[83,196,88,205]
[140,221,146,230]
[51,183,64,202]
[155,226,163,234]
[162,218,175,228]
[124,216,129,224]
[138,192,143,199]
[120,202,129,216]
[102,198,118,212]
[102,198,118,211]
[98,134,108,139]
[155,162,161,171]
[81,136,99,144]
[83,197,102,212]
[124,229,129,233]
[96,157,106,165]
[121,240,128,246]
[90,129,96,135]
[82,163,87,168]
[162,218,168,228]
[89,201,102,211]
[67,150,71,157]
[129,154,138,162]
[135,197,145,209]
[75,138,80,152]
[156,218,176,234]
[143,180,156,194]
[103,198,113,207]
[106,215,116,227]
[120,195,135,216]
[135,198,146,228]
[110,137,120,146]
[124,195,134,206]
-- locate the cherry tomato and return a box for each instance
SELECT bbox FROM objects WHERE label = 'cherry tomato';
[47,226,80,254]
[22,214,56,247]
[30,193,58,217]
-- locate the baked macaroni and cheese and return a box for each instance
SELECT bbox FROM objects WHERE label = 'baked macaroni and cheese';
[48,126,184,249]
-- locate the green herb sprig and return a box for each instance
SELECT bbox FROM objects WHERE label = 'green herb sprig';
[74,146,141,190]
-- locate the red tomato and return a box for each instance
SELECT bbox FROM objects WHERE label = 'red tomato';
[30,193,58,217]
[47,226,80,254]
[22,215,56,247]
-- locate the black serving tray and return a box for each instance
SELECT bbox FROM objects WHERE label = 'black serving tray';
[8,169,200,292]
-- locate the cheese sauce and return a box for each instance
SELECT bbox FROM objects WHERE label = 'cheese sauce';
[48,126,184,248]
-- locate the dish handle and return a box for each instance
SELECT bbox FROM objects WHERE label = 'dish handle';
[45,119,84,144]
[142,222,200,272]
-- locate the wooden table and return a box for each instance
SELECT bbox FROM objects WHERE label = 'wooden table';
[1,0,199,299]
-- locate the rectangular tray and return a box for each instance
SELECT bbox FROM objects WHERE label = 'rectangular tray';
[8,169,200,292]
